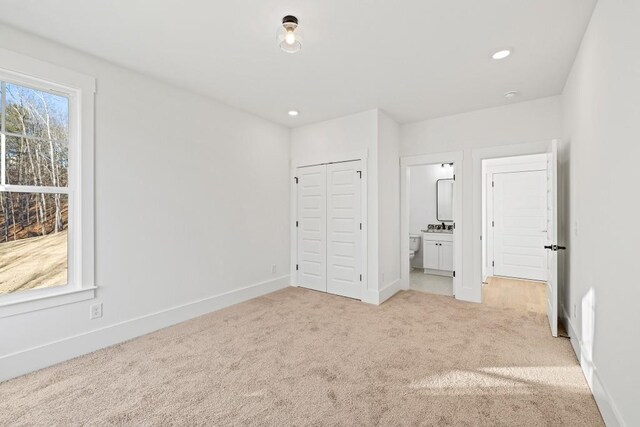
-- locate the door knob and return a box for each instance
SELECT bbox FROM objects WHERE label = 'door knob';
[544,245,567,251]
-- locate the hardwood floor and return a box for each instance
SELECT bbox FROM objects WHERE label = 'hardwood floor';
[482,276,547,315]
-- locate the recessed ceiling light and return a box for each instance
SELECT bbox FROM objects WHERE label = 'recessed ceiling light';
[504,91,519,100]
[288,110,299,117]
[491,49,512,60]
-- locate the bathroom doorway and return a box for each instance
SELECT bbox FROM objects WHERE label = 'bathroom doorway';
[400,152,463,299]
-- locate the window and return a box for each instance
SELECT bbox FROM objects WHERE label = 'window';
[1,81,70,296]
[0,48,95,316]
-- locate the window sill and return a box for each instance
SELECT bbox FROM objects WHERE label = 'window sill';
[0,286,97,318]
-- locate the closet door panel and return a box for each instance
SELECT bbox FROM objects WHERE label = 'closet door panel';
[326,161,362,299]
[296,165,327,292]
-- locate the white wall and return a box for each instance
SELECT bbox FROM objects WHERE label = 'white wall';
[401,96,563,301]
[0,25,292,380]
[291,110,380,301]
[402,96,563,156]
[377,111,401,293]
[562,1,640,425]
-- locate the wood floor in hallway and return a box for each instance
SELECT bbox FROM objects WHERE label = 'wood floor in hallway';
[482,276,547,315]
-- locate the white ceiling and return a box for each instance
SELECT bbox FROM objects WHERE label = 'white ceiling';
[0,0,597,127]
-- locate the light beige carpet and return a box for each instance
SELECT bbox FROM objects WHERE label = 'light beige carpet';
[0,288,603,426]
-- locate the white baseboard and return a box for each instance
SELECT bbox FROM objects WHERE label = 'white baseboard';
[361,279,401,305]
[379,279,401,304]
[423,268,453,277]
[1,275,290,382]
[562,308,626,427]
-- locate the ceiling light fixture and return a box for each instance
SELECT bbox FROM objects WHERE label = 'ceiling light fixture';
[277,15,303,53]
[288,110,299,117]
[491,49,512,60]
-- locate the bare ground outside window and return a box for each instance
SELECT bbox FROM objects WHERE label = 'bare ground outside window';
[0,193,68,294]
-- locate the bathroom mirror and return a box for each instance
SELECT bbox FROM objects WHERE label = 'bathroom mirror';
[436,179,454,222]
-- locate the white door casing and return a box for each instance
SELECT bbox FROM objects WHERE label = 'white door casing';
[296,165,327,292]
[546,140,559,337]
[492,170,548,281]
[400,152,463,299]
[474,142,557,305]
[326,161,363,299]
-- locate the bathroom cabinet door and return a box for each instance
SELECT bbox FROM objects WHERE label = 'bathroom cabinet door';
[423,241,440,270]
[439,241,454,272]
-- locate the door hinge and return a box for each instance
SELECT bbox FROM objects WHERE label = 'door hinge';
[296,264,299,270]
[492,220,495,227]
[453,271,456,278]
[453,174,456,181]
[492,261,495,267]
[294,176,298,184]
[357,170,362,179]
[359,274,362,282]
[296,221,298,228]
[360,222,362,230]
[492,181,495,188]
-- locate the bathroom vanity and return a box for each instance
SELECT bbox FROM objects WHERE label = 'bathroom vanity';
[422,231,453,276]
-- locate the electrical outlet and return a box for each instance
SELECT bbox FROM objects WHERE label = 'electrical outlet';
[90,303,103,319]
[271,264,277,274]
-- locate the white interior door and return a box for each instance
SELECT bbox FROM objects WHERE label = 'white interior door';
[545,140,559,337]
[493,170,548,281]
[296,165,327,292]
[326,161,362,299]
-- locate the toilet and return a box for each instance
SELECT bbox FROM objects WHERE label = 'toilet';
[409,234,421,260]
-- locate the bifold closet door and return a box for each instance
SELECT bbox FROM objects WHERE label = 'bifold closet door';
[296,165,327,292]
[326,160,362,299]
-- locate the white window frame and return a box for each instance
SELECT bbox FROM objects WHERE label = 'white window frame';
[0,48,95,318]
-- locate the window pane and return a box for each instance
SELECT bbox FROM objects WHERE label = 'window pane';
[5,82,69,141]
[0,192,68,295]
[6,136,69,187]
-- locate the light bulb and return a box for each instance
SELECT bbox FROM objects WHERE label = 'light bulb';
[285,31,296,45]
[277,15,302,53]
